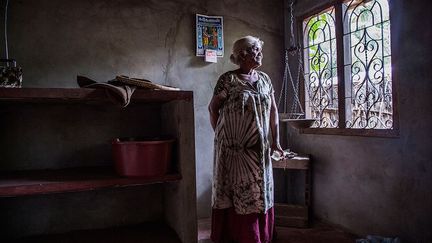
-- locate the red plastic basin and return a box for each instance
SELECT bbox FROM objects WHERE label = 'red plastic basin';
[112,137,175,177]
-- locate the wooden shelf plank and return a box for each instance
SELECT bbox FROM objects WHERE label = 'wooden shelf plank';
[0,88,192,103]
[0,167,181,197]
[272,155,310,170]
[274,203,308,217]
[275,215,309,228]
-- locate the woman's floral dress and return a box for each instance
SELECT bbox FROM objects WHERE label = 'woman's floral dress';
[212,70,274,215]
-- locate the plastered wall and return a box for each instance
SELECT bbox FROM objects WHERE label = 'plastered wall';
[0,0,284,220]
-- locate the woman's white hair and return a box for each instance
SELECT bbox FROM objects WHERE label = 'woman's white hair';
[229,36,264,65]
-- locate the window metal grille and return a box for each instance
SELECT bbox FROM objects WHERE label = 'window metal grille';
[303,7,338,128]
[343,0,393,129]
[301,0,393,131]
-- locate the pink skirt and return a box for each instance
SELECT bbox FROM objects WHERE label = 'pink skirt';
[210,207,274,243]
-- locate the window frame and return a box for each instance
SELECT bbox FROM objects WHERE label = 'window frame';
[296,0,399,137]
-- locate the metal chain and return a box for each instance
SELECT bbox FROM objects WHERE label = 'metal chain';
[289,0,295,44]
[4,0,10,61]
[277,50,288,113]
[288,48,304,118]
[278,0,296,113]
[278,0,307,118]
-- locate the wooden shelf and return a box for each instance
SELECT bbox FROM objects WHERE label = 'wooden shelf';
[0,87,196,242]
[0,166,181,197]
[0,87,192,103]
[273,156,312,228]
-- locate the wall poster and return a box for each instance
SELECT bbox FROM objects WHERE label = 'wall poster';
[196,14,224,57]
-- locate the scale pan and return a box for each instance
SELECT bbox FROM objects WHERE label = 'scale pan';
[281,118,316,129]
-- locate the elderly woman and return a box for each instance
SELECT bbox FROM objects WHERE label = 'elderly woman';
[208,36,283,243]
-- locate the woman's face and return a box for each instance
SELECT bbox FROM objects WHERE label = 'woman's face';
[242,44,263,69]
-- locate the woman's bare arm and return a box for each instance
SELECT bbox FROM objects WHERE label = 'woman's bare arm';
[209,94,225,131]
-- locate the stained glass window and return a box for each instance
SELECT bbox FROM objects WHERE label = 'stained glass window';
[302,0,393,132]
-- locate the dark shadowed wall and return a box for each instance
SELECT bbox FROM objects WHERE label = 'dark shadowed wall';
[284,0,432,242]
[0,0,284,221]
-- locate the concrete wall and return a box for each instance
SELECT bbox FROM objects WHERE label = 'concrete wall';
[285,1,432,242]
[1,0,284,219]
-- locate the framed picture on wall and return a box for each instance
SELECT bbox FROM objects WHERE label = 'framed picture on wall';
[196,14,224,57]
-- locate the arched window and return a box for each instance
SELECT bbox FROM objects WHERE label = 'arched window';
[303,7,338,128]
[301,0,396,136]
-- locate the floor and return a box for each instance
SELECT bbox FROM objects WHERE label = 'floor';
[198,218,357,243]
[10,223,181,243]
[9,218,357,243]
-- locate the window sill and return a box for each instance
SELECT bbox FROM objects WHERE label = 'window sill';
[300,128,399,138]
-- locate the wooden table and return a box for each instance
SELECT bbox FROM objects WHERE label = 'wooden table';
[273,155,311,228]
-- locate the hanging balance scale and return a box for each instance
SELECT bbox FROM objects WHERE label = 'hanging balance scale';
[278,0,316,129]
